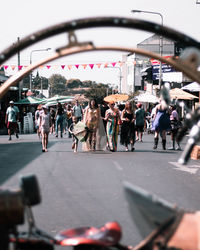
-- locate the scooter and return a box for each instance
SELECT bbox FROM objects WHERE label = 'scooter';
[1,174,200,250]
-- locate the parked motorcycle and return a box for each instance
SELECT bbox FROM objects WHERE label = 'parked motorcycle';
[0,174,199,250]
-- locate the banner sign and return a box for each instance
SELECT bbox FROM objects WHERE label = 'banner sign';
[152,64,176,80]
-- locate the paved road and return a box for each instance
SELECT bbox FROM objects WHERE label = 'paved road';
[0,133,200,248]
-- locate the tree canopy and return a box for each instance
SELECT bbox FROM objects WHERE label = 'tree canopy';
[48,74,67,96]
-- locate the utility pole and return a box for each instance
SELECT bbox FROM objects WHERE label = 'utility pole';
[17,37,23,100]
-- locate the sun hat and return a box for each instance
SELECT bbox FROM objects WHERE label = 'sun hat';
[9,100,14,104]
[42,105,48,109]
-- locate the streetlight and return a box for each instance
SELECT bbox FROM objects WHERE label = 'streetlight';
[29,48,51,91]
[131,9,163,90]
[106,66,122,93]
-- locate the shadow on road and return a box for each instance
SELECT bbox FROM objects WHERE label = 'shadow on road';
[0,140,56,185]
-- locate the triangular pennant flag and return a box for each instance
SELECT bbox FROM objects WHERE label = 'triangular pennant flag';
[46,65,51,69]
[118,61,123,67]
[104,63,108,68]
[111,62,116,67]
[96,63,101,68]
[75,64,80,69]
[52,65,58,69]
[11,65,16,70]
[61,65,65,69]
[89,64,94,69]
[82,64,87,69]
[18,65,23,70]
[4,65,9,70]
[68,65,72,70]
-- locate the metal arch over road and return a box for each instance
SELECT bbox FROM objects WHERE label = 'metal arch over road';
[1,45,200,98]
[0,16,200,65]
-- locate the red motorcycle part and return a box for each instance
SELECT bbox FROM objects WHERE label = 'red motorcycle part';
[55,221,122,247]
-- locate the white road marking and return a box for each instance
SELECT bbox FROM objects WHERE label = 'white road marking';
[113,161,123,171]
[169,162,200,174]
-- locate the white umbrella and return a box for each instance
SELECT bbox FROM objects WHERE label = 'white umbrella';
[181,82,200,92]
[135,93,159,103]
[181,82,200,103]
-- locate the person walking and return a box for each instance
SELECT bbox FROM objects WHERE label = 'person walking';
[83,99,100,151]
[50,108,56,134]
[151,99,171,150]
[5,100,20,141]
[66,104,73,138]
[168,104,182,150]
[105,102,121,152]
[35,104,42,140]
[72,100,83,122]
[120,101,136,152]
[68,116,79,153]
[55,102,64,138]
[135,103,145,142]
[39,105,51,152]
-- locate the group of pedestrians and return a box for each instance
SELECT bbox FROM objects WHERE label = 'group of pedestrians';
[5,97,182,154]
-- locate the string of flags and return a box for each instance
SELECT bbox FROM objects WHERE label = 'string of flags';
[0,59,151,71]
[0,61,124,71]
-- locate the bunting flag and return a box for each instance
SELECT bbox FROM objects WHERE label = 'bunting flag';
[11,65,16,70]
[96,63,102,68]
[82,64,87,69]
[118,61,123,67]
[68,65,72,70]
[1,61,128,71]
[89,64,94,69]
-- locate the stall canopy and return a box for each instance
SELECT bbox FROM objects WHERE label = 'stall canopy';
[181,82,200,92]
[15,96,45,105]
[182,82,200,103]
[44,95,74,106]
[169,88,198,100]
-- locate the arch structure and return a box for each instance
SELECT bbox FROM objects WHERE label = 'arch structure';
[0,16,200,98]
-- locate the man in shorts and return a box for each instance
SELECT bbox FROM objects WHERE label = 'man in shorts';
[5,101,20,141]
[135,103,145,142]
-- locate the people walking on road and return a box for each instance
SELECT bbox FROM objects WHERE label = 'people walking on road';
[83,99,100,151]
[100,101,109,131]
[39,105,51,152]
[168,104,182,150]
[72,100,83,122]
[68,116,79,153]
[55,102,64,138]
[105,102,121,152]
[66,104,73,138]
[5,100,20,141]
[151,99,171,150]
[135,103,145,142]
[35,104,42,140]
[120,101,136,152]
[50,108,56,134]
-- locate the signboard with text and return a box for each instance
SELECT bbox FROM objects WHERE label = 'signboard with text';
[152,64,176,81]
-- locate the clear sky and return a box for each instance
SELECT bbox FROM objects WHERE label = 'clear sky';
[1,0,199,86]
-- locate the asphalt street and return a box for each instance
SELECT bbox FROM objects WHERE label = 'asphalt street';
[0,132,200,248]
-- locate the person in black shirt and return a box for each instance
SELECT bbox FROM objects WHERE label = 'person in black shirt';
[55,102,64,138]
